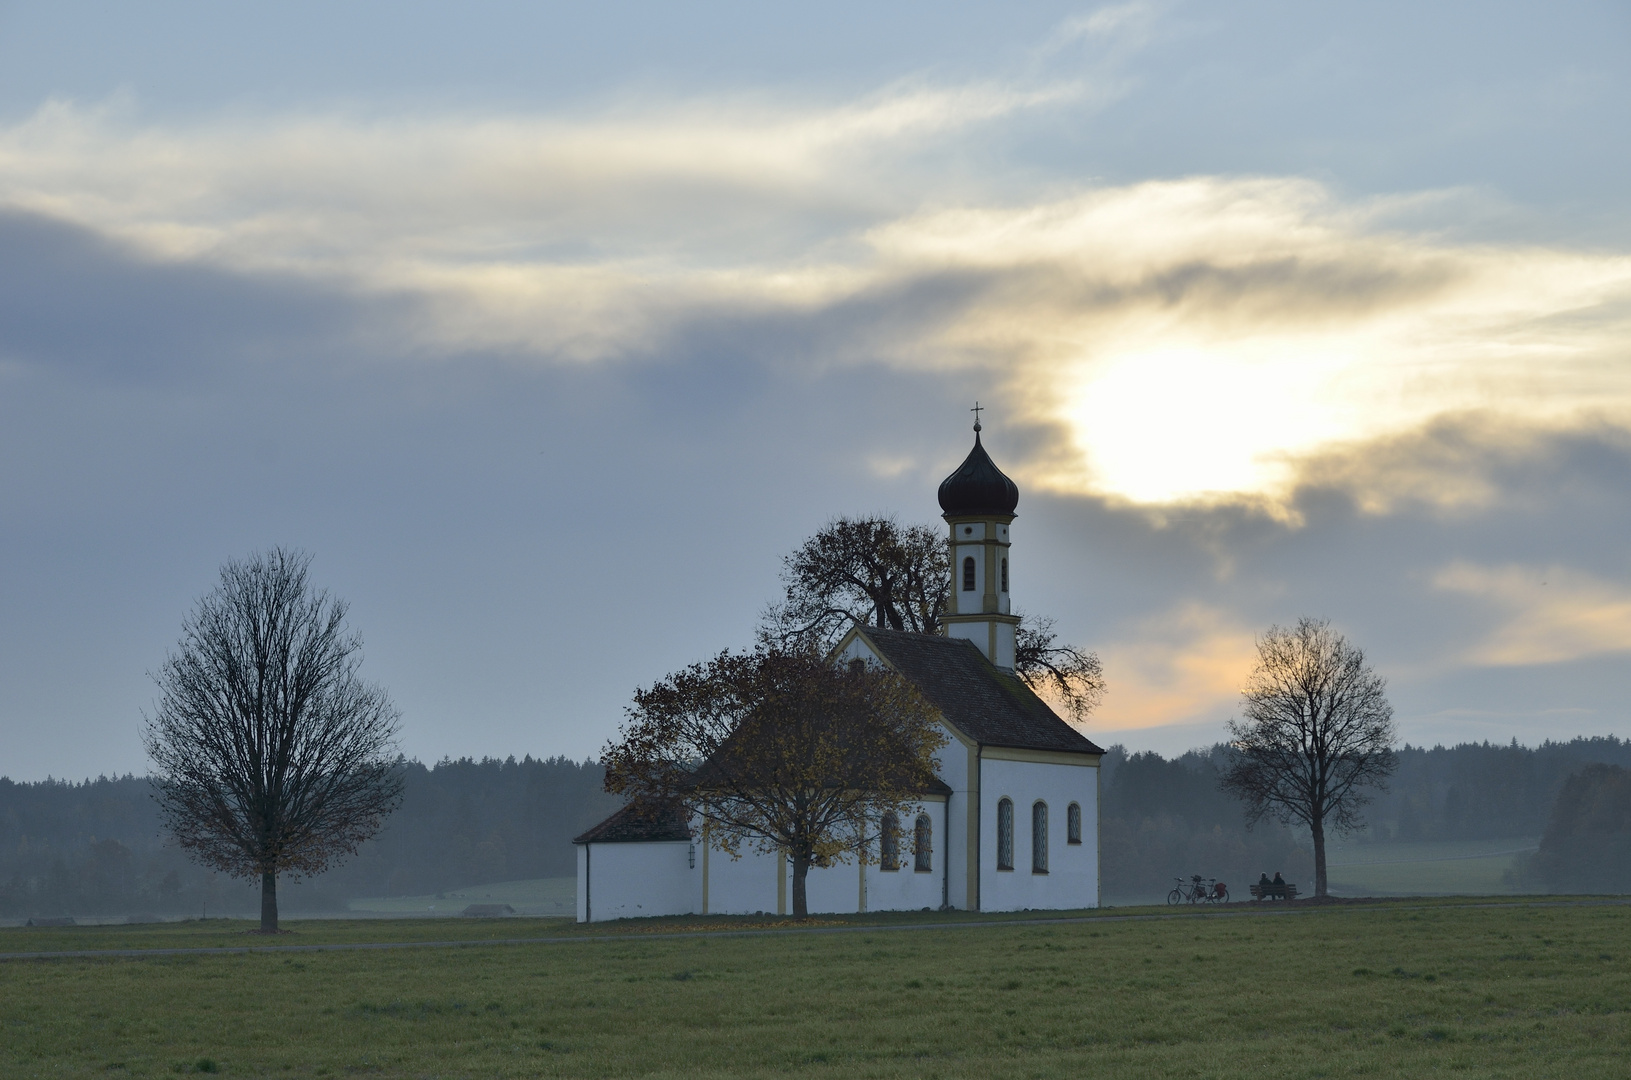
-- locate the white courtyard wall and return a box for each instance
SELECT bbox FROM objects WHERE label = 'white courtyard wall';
[577,841,700,923]
[978,759,1098,912]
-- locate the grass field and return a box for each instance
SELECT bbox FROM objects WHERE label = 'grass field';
[348,876,578,917]
[2,899,1628,1078]
[1325,838,1541,898]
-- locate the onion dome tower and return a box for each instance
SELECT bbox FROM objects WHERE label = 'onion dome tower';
[938,408,1020,670]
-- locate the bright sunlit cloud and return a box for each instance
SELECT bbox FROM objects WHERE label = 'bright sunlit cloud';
[872,181,1631,506]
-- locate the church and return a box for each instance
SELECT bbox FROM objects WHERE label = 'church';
[574,422,1104,920]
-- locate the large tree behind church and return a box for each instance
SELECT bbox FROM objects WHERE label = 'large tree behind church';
[601,649,945,918]
[758,515,1105,722]
[1221,619,1397,898]
[143,549,403,933]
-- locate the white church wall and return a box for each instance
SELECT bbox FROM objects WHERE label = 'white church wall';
[994,621,1015,661]
[702,846,854,915]
[979,758,1099,912]
[703,844,781,915]
[860,799,949,912]
[801,856,863,914]
[577,841,700,923]
[697,798,951,916]
[942,741,975,910]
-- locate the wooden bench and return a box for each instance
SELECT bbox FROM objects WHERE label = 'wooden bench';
[1249,883,1299,901]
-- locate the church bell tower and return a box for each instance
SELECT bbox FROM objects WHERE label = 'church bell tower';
[937,410,1020,670]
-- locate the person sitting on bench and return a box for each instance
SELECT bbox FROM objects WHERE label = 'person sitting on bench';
[1272,871,1286,899]
[1258,872,1271,894]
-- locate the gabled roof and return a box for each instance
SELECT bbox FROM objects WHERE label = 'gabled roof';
[854,627,1104,756]
[573,801,691,845]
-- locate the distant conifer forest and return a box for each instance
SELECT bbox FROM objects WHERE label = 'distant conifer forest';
[2,737,1629,917]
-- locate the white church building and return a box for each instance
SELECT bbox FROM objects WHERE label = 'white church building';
[575,423,1105,921]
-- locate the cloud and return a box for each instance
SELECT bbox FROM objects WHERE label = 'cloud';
[864,182,1631,506]
[1037,2,1163,58]
[1434,562,1631,667]
[1086,604,1259,732]
[2,88,1629,510]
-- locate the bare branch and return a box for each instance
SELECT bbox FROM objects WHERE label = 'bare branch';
[142,548,403,932]
[756,517,948,654]
[1219,618,1396,897]
[1014,613,1106,725]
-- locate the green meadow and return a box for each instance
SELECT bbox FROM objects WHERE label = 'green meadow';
[347,876,579,918]
[2,900,1628,1078]
[1325,838,1542,898]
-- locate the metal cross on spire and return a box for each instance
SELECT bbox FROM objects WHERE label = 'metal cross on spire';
[970,401,983,432]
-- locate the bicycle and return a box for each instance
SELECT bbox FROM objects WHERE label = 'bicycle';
[1168,875,1229,904]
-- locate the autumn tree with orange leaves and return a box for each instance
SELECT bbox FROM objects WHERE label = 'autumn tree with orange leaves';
[601,650,946,918]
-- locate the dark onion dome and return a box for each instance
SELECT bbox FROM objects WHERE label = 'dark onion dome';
[938,425,1019,516]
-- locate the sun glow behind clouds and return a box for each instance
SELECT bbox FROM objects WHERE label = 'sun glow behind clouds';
[1066,341,1367,503]
[876,182,1631,507]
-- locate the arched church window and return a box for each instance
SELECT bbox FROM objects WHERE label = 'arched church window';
[996,798,1014,870]
[1032,801,1049,873]
[1067,802,1082,845]
[881,812,900,871]
[962,556,976,592]
[914,814,932,872]
[1001,557,1008,592]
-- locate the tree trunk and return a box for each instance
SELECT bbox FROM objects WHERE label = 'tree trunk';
[791,855,810,919]
[1311,816,1327,898]
[260,870,279,933]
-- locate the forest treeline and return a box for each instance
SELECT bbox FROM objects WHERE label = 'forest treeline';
[1085,735,1631,902]
[3,735,1628,916]
[0,757,620,918]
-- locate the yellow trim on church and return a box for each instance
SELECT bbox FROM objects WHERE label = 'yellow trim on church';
[982,746,1102,767]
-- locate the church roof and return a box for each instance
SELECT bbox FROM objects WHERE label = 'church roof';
[573,801,692,845]
[856,627,1104,756]
[937,429,1020,517]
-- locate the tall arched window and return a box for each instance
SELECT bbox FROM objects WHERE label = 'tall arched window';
[996,798,1014,870]
[1067,802,1082,845]
[914,814,933,872]
[880,812,900,871]
[1001,557,1008,592]
[1032,801,1049,873]
[962,556,976,592]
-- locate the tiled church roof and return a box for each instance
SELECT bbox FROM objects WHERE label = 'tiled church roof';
[857,627,1104,756]
[573,801,692,844]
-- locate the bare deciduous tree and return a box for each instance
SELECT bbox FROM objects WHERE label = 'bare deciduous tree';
[1015,613,1106,724]
[143,549,403,933]
[759,517,1105,724]
[758,516,948,653]
[1221,618,1397,897]
[601,649,946,918]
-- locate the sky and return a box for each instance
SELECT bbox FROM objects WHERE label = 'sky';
[1,1,1629,780]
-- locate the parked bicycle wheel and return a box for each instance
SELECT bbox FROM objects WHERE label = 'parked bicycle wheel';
[1214,884,1229,903]
[1167,888,1182,905]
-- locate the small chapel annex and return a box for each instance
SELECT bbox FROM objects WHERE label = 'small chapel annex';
[574,422,1105,921]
